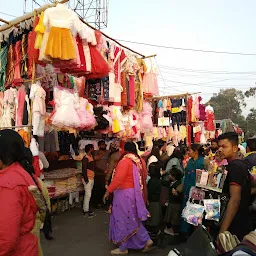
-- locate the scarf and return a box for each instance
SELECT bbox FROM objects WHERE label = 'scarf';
[112,153,148,203]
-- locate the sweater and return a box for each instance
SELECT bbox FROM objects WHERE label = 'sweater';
[147,177,161,202]
[0,163,38,256]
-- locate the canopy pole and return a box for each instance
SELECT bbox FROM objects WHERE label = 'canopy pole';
[0,18,9,24]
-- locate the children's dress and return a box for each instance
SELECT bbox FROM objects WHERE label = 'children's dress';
[30,82,46,137]
[51,87,81,128]
[43,4,80,60]
[77,97,96,129]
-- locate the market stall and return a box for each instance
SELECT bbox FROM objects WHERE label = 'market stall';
[151,93,216,146]
[0,0,162,212]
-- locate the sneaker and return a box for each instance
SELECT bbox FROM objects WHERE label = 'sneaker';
[164,228,175,236]
[84,211,95,218]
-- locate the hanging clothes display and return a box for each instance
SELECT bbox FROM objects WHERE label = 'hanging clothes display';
[30,81,46,136]
[142,58,159,97]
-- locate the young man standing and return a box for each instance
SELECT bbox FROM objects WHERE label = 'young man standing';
[93,140,110,208]
[218,132,252,240]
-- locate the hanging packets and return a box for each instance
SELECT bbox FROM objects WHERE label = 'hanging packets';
[182,201,205,226]
[204,199,220,222]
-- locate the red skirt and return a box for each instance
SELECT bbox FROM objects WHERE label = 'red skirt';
[86,44,109,79]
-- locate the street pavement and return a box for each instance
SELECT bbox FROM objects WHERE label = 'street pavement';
[41,208,172,256]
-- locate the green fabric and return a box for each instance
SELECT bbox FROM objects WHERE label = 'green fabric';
[69,75,75,89]
[0,45,8,91]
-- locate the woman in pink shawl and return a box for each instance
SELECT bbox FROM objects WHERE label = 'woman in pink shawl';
[103,142,153,255]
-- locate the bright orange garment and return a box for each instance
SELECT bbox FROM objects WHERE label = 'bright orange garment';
[107,158,134,193]
[18,129,29,147]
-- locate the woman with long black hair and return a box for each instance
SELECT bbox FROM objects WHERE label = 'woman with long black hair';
[180,143,206,235]
[0,129,40,256]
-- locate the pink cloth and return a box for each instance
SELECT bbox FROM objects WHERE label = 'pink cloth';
[129,75,135,107]
[195,96,200,119]
[15,87,26,126]
[142,71,159,96]
[215,159,228,167]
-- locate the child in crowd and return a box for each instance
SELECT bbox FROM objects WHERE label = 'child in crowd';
[146,162,162,243]
[182,147,190,169]
[164,167,183,236]
[215,150,228,167]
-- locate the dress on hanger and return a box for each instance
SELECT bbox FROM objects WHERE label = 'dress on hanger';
[140,101,153,133]
[0,45,8,91]
[15,86,26,126]
[21,34,28,78]
[128,75,135,107]
[44,4,79,60]
[51,86,81,128]
[77,97,96,130]
[30,82,46,137]
[34,12,45,50]
[13,41,23,86]
[5,44,15,88]
[86,31,110,79]
[0,88,17,128]
[28,16,40,78]
[135,58,147,112]
[142,59,159,96]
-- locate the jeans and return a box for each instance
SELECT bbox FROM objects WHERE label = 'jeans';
[82,179,94,212]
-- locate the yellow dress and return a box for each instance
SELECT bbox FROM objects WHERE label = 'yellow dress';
[43,4,77,60]
[35,12,45,49]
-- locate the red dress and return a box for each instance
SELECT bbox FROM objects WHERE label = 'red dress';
[27,16,40,78]
[86,44,109,79]
[129,75,135,107]
[13,40,23,86]
[0,163,38,256]
[205,110,215,131]
[187,97,193,122]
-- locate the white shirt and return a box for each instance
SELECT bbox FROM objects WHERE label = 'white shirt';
[113,83,123,103]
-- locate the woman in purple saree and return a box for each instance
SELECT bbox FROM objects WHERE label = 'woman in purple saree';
[103,142,153,255]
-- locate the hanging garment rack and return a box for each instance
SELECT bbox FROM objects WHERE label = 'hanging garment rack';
[152,92,201,101]
[23,76,44,83]
[0,125,33,129]
[0,18,9,25]
[0,0,156,59]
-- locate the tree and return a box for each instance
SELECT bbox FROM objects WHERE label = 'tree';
[245,87,256,98]
[246,108,256,137]
[207,88,246,124]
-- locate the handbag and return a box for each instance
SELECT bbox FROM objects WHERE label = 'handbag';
[180,225,218,256]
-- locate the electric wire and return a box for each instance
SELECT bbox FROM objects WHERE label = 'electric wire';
[117,39,256,56]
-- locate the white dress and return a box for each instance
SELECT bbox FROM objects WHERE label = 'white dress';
[51,87,81,128]
[30,82,46,136]
[0,88,17,128]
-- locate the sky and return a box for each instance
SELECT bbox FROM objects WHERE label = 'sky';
[0,0,255,115]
